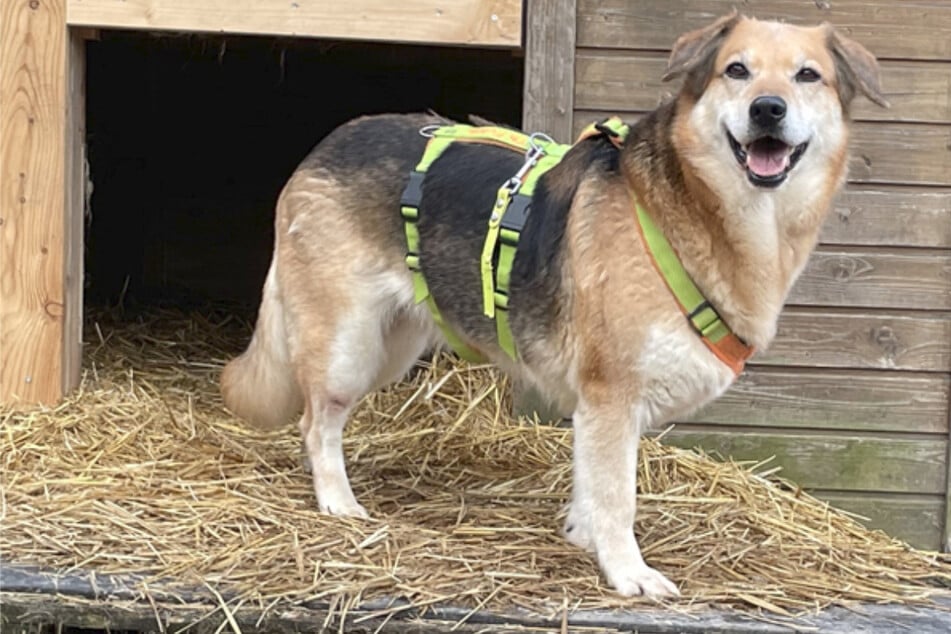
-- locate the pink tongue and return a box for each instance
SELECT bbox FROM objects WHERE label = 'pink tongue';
[747,143,789,177]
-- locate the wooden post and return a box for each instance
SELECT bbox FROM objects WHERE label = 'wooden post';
[0,0,84,405]
[63,30,86,392]
[522,0,576,141]
[516,0,576,422]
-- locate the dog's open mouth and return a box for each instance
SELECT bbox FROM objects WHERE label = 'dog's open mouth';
[726,130,808,188]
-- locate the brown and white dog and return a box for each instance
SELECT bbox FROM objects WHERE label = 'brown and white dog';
[222,14,886,598]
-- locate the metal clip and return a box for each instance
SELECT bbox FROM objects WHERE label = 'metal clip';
[419,124,441,138]
[502,143,547,198]
[528,132,555,153]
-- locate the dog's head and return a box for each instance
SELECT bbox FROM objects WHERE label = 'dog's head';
[664,13,887,195]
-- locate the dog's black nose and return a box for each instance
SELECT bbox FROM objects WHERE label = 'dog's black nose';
[749,96,787,127]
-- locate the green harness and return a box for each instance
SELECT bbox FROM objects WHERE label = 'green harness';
[400,117,754,374]
[399,119,629,362]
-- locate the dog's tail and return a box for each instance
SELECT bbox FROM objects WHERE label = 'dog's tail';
[221,262,302,429]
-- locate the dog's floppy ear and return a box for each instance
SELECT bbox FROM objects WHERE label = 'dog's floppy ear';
[826,27,889,108]
[662,11,741,87]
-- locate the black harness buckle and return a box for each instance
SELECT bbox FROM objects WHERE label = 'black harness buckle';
[499,194,532,236]
[594,121,621,137]
[400,171,426,209]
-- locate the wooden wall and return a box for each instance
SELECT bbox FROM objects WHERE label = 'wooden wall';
[570,0,951,550]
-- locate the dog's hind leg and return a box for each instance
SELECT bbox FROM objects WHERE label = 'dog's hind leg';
[291,276,434,519]
[568,397,680,598]
[297,389,367,518]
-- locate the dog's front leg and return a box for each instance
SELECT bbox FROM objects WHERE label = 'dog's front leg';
[567,398,679,598]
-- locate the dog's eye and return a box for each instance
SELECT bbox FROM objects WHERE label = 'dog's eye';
[725,62,750,79]
[796,67,821,83]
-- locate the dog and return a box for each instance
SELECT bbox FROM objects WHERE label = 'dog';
[221,13,886,598]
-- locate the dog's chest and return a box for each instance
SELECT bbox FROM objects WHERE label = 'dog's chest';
[635,322,736,429]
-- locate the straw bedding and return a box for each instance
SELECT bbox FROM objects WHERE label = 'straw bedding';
[2,307,949,623]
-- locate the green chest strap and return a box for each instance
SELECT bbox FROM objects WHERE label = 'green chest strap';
[481,134,570,359]
[400,118,630,362]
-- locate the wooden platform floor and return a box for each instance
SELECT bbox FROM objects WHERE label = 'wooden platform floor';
[2,566,950,634]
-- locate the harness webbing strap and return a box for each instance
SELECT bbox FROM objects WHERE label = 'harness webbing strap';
[633,204,754,375]
[487,146,571,359]
[401,134,487,361]
[481,186,514,317]
[400,123,567,362]
[482,146,570,315]
[402,123,579,362]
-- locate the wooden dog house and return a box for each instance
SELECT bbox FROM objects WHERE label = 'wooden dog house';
[1,0,949,555]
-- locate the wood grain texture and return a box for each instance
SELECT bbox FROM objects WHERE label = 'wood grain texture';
[822,185,951,248]
[576,0,951,60]
[787,248,951,310]
[575,52,951,124]
[0,0,68,404]
[756,309,951,372]
[67,0,522,47]
[814,492,944,551]
[4,579,951,634]
[62,31,85,395]
[665,429,947,494]
[689,368,950,434]
[847,122,951,186]
[522,0,576,140]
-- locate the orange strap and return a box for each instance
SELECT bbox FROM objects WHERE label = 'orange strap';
[706,333,754,376]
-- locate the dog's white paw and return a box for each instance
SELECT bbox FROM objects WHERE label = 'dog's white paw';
[563,507,594,552]
[316,484,369,519]
[605,561,680,598]
[319,498,369,519]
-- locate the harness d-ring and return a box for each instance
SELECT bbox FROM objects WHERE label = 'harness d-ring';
[419,124,441,139]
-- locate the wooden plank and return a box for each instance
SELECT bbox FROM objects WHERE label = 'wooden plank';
[0,591,555,634]
[575,111,951,187]
[576,0,951,61]
[575,52,951,124]
[0,0,70,404]
[787,247,951,310]
[822,185,951,249]
[4,579,951,634]
[67,0,522,47]
[62,30,85,395]
[848,122,951,186]
[815,492,945,551]
[664,429,948,494]
[756,309,951,372]
[522,0,576,140]
[689,368,950,434]
[574,52,674,115]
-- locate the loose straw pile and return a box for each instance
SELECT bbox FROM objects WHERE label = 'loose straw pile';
[1,308,949,621]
